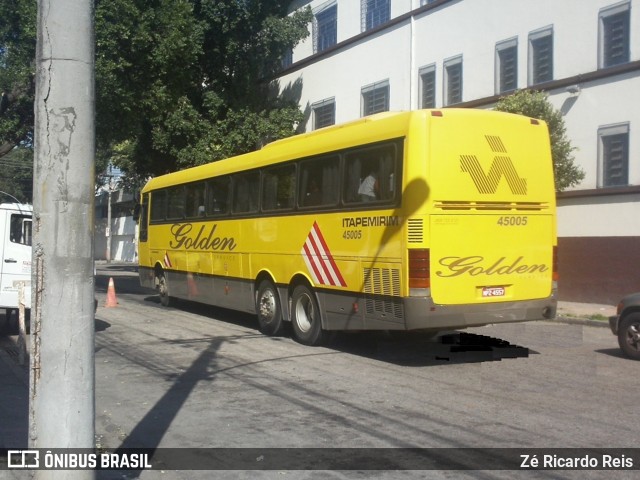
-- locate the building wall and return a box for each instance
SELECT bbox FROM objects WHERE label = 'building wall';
[281,0,640,303]
[94,190,138,263]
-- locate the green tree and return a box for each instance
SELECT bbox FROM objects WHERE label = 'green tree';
[96,0,312,178]
[495,90,585,192]
[0,146,33,202]
[1,0,311,182]
[0,0,36,157]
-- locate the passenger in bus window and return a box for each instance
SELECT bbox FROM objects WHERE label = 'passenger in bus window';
[358,169,378,202]
[305,179,322,206]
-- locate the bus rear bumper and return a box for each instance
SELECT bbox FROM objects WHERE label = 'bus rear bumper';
[403,296,557,331]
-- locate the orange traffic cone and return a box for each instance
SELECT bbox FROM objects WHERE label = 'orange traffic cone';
[105,277,118,307]
[187,272,199,298]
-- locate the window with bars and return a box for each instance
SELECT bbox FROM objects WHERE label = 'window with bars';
[599,2,630,68]
[495,38,518,94]
[361,80,389,116]
[529,27,553,85]
[444,56,462,106]
[419,65,436,108]
[312,98,336,129]
[314,4,337,53]
[362,0,390,31]
[599,124,629,187]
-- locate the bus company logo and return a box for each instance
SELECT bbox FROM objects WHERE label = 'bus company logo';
[436,256,549,277]
[460,135,527,195]
[301,222,347,287]
[169,223,237,252]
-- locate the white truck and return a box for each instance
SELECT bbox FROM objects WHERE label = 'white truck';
[0,203,32,334]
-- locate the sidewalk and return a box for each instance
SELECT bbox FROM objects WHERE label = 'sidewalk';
[556,300,616,327]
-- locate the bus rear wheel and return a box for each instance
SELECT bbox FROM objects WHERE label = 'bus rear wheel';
[291,285,327,346]
[256,280,284,336]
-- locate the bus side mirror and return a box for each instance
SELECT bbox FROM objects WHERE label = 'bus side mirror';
[132,204,141,222]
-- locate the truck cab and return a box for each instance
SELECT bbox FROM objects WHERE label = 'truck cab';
[0,203,32,320]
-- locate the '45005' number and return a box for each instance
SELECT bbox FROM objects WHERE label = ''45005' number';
[497,216,528,226]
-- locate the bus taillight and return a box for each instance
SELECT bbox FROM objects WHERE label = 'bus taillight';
[409,249,431,289]
[553,246,559,282]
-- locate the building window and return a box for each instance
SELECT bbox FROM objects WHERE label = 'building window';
[495,38,518,94]
[313,3,337,53]
[362,0,390,32]
[528,27,553,85]
[599,123,629,187]
[361,80,389,116]
[443,56,462,106]
[312,98,336,129]
[419,65,436,108]
[281,49,292,69]
[599,2,630,68]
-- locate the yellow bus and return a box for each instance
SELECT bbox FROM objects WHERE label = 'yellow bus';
[138,109,557,345]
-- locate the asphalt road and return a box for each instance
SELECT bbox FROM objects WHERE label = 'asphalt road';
[20,264,639,479]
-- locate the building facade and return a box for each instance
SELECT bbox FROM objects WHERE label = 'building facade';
[278,0,640,304]
[95,190,137,263]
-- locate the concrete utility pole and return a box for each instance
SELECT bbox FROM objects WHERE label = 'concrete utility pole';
[31,1,96,479]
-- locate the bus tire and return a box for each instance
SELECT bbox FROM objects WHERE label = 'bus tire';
[291,285,327,346]
[256,280,284,336]
[158,273,174,307]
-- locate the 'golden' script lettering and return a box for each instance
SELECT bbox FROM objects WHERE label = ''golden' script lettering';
[436,256,548,277]
[169,223,237,251]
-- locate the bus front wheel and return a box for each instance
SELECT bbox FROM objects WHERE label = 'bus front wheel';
[256,280,284,336]
[158,273,174,307]
[291,285,327,346]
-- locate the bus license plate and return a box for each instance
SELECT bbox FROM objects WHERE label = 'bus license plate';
[482,286,505,298]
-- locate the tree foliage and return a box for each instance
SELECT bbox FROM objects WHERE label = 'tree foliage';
[495,90,585,192]
[96,0,311,179]
[0,0,312,193]
[0,0,36,157]
[0,147,33,202]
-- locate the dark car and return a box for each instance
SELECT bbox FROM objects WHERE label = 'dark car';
[609,292,640,360]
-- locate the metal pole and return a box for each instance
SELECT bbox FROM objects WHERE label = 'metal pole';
[106,187,111,263]
[31,1,95,479]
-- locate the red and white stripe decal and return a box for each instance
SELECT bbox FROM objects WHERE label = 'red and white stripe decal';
[301,221,346,287]
[163,253,172,268]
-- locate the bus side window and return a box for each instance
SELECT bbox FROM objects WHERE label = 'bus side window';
[166,186,186,220]
[185,182,206,219]
[206,177,230,215]
[299,155,340,208]
[263,164,296,211]
[150,190,168,222]
[344,144,397,204]
[232,172,259,214]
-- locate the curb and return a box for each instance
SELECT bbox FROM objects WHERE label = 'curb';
[554,315,609,328]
